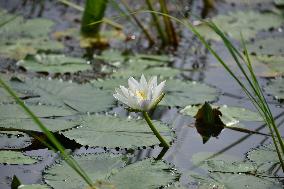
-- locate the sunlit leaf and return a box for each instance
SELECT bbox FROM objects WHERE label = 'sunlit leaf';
[61,115,174,148]
[0,150,37,165]
[17,54,92,74]
[195,11,283,41]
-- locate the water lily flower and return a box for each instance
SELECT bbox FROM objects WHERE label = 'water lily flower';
[113,74,166,111]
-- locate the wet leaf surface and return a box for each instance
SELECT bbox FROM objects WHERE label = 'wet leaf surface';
[17,54,92,74]
[0,151,38,165]
[61,114,174,148]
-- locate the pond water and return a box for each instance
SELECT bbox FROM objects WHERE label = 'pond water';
[0,0,283,189]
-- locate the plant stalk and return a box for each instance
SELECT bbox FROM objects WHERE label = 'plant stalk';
[145,0,167,45]
[142,111,170,148]
[120,0,155,46]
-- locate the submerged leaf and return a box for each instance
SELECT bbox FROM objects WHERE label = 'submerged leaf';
[61,115,174,148]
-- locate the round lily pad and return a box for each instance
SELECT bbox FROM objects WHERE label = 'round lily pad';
[195,11,283,41]
[264,78,284,100]
[0,150,37,165]
[17,54,92,74]
[180,104,262,126]
[0,131,32,149]
[161,80,219,107]
[61,115,174,148]
[248,37,284,56]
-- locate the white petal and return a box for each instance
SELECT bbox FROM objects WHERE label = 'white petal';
[113,93,131,106]
[128,77,139,93]
[140,74,148,89]
[148,76,157,89]
[120,86,130,97]
[153,80,166,100]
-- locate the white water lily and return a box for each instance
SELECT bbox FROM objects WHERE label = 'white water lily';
[113,74,166,111]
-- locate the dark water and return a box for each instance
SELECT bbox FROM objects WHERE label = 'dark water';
[0,0,283,188]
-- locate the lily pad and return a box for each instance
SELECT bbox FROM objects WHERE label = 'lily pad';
[61,115,174,148]
[161,80,219,107]
[0,131,32,149]
[180,104,262,126]
[252,55,284,75]
[44,153,126,189]
[264,78,284,100]
[248,37,284,56]
[18,184,50,189]
[190,172,282,189]
[17,54,92,74]
[0,118,80,132]
[44,154,179,189]
[11,78,115,113]
[195,11,283,41]
[247,144,279,164]
[0,104,75,119]
[108,158,179,189]
[0,150,37,165]
[0,10,63,60]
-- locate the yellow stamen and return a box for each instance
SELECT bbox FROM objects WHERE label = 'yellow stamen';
[136,90,147,100]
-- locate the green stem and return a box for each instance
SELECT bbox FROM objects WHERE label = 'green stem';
[142,111,170,148]
[145,0,167,45]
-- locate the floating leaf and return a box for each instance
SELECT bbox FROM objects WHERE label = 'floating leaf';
[0,118,79,132]
[18,184,50,189]
[161,80,219,107]
[0,10,63,60]
[181,104,262,125]
[264,78,284,101]
[108,159,179,189]
[17,54,92,74]
[0,150,37,165]
[11,78,114,113]
[275,0,284,6]
[0,131,32,149]
[252,55,284,76]
[248,37,284,56]
[44,154,179,189]
[247,144,279,165]
[195,11,283,41]
[190,172,282,189]
[61,115,174,148]
[0,104,75,119]
[91,77,128,91]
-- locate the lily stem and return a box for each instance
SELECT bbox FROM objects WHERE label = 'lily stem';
[142,111,170,148]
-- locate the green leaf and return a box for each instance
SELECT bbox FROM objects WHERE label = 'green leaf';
[61,115,174,148]
[252,55,284,76]
[275,0,284,6]
[18,184,50,189]
[264,78,284,100]
[44,154,179,189]
[0,150,37,164]
[0,104,75,119]
[248,37,284,56]
[195,11,283,41]
[11,175,21,189]
[17,54,92,74]
[0,10,63,60]
[247,144,279,165]
[190,172,282,189]
[181,104,262,126]
[108,159,179,189]
[0,118,79,132]
[0,131,32,149]
[44,153,126,189]
[161,80,219,107]
[11,78,115,113]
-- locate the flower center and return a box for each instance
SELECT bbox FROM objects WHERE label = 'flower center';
[136,90,147,100]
